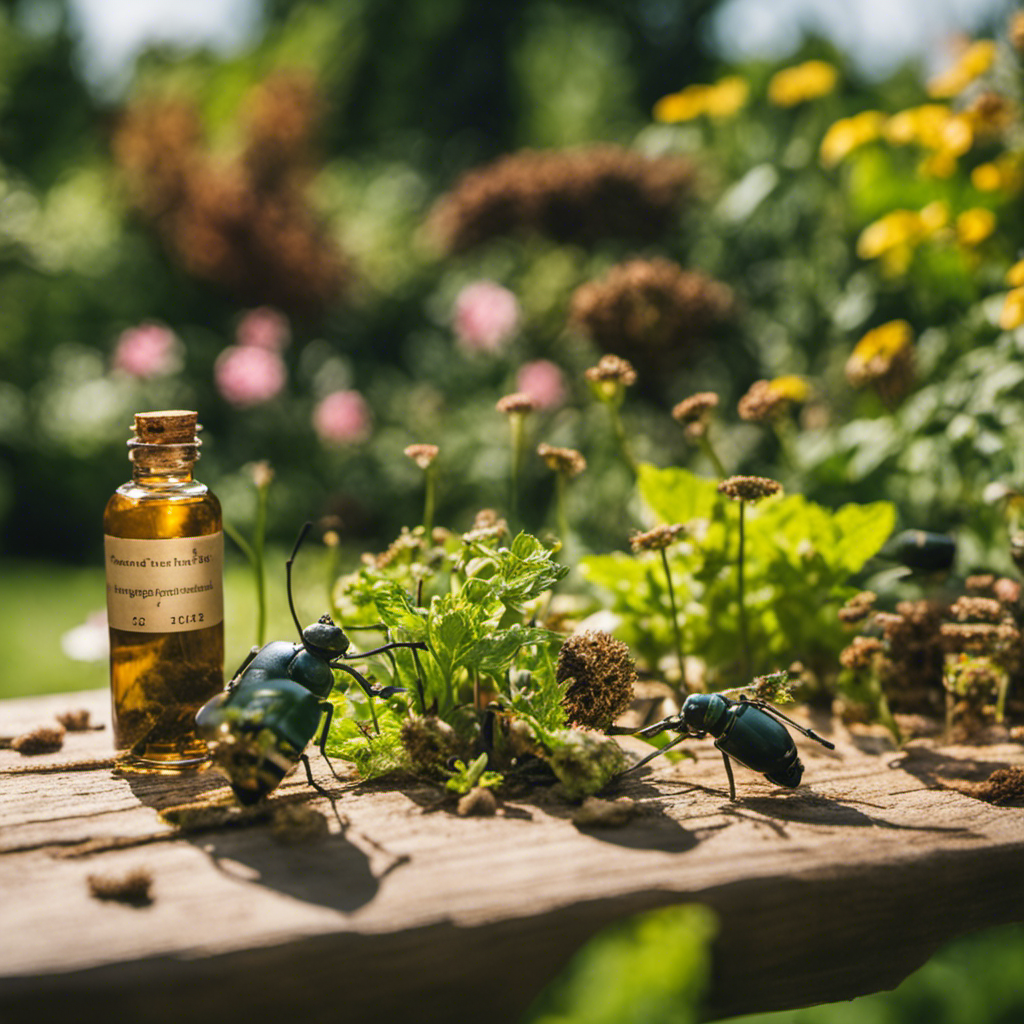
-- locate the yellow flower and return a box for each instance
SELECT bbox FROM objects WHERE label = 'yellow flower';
[927,40,998,98]
[884,104,953,148]
[846,320,915,399]
[971,155,1022,193]
[653,84,711,123]
[918,200,950,234]
[1000,287,1024,330]
[919,150,959,179]
[956,208,996,246]
[704,76,749,118]
[819,110,886,168]
[1006,260,1024,287]
[768,375,810,402]
[856,210,922,260]
[768,60,838,107]
[653,75,749,122]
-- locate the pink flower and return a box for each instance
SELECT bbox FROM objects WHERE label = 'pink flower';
[236,307,290,351]
[214,345,286,407]
[453,280,520,353]
[516,359,567,409]
[111,323,182,378]
[313,390,372,445]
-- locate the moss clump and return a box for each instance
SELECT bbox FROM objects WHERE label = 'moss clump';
[400,715,460,776]
[546,729,628,800]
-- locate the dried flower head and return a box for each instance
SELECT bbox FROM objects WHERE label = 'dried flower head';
[584,354,638,388]
[950,596,1005,623]
[537,443,586,478]
[750,669,794,703]
[249,460,274,489]
[570,259,733,363]
[717,475,783,504]
[629,523,686,552]
[672,392,719,425]
[557,630,638,730]
[428,145,696,253]
[55,709,93,731]
[463,508,509,544]
[404,444,439,470]
[845,320,915,403]
[840,636,885,670]
[838,591,878,624]
[11,726,65,755]
[88,868,153,906]
[966,574,997,594]
[1011,10,1024,54]
[736,378,806,422]
[994,577,1022,606]
[495,392,539,415]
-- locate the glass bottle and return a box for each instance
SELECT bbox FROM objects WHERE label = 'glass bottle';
[104,410,224,767]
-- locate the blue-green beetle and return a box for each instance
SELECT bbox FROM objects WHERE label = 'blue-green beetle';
[622,693,835,799]
[196,524,427,804]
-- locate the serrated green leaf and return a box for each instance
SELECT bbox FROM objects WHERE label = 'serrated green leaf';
[636,463,721,525]
[370,579,428,639]
[467,624,561,676]
[831,501,898,573]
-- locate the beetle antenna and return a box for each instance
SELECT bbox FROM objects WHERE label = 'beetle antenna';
[286,521,313,639]
[741,697,836,750]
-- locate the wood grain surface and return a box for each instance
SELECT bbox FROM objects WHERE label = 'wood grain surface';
[2,688,1023,1023]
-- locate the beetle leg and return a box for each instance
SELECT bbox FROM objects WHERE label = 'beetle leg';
[299,752,332,799]
[227,646,260,686]
[317,701,345,783]
[633,713,687,739]
[333,661,382,734]
[343,640,429,660]
[721,752,737,801]
[742,697,836,750]
[619,730,692,775]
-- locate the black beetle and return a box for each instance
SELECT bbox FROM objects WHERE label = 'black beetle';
[621,692,835,800]
[196,523,427,803]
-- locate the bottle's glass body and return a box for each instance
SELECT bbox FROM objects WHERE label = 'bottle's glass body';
[104,413,224,768]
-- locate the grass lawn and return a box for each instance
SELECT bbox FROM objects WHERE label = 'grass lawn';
[0,547,342,700]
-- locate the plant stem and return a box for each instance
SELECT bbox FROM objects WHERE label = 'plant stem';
[253,482,268,647]
[738,500,750,681]
[609,403,638,477]
[699,433,727,478]
[660,547,687,696]
[509,413,526,525]
[555,471,569,544]
[422,464,436,539]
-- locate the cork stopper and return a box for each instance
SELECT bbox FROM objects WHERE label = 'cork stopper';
[132,410,199,445]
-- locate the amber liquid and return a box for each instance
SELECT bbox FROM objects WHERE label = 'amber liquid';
[105,476,224,767]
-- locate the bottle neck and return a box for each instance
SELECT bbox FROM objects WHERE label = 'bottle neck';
[129,443,199,485]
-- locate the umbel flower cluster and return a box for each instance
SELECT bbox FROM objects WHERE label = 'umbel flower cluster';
[428,145,696,252]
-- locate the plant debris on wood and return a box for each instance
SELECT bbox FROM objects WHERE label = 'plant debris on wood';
[87,868,153,906]
[8,726,65,755]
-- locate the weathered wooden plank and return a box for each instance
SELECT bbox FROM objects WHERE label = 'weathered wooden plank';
[1,688,1023,1023]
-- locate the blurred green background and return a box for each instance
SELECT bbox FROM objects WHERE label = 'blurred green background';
[3,0,1024,1020]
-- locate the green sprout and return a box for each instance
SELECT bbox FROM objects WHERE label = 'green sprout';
[404,443,440,538]
[537,443,587,545]
[496,393,538,526]
[445,753,503,795]
[585,354,638,477]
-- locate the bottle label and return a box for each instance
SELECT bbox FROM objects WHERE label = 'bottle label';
[105,533,224,633]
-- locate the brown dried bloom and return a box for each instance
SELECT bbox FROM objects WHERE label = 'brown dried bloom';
[88,868,153,906]
[630,523,686,552]
[11,726,65,755]
[672,392,719,425]
[496,392,539,415]
[717,475,783,504]
[463,508,509,544]
[55,709,92,731]
[557,630,638,730]
[838,591,878,624]
[404,443,439,470]
[428,145,696,253]
[537,443,586,478]
[976,766,1024,805]
[950,596,1005,623]
[840,636,885,670]
[570,259,733,363]
[584,354,637,387]
[737,380,792,422]
[966,574,997,594]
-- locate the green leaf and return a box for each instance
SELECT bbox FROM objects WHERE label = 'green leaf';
[830,501,898,573]
[636,463,720,525]
[468,624,562,676]
[370,579,428,639]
